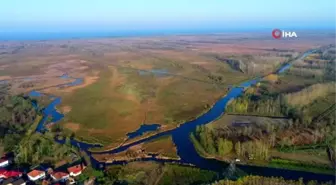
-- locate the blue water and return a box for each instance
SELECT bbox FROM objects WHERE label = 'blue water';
[138,69,169,77]
[277,49,316,74]
[58,74,83,88]
[59,74,70,79]
[28,90,43,97]
[35,97,64,132]
[277,64,291,74]
[127,124,161,139]
[58,78,83,88]
[55,138,103,151]
[0,80,9,85]
[28,49,335,182]
[0,29,249,41]
[23,77,33,81]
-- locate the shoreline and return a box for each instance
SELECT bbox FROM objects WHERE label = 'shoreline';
[190,134,335,176]
[88,91,229,153]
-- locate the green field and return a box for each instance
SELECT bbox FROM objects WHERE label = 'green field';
[269,158,334,175]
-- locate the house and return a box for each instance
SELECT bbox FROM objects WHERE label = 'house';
[51,172,69,182]
[27,170,46,181]
[67,164,86,177]
[0,158,10,168]
[9,178,26,185]
[0,169,22,179]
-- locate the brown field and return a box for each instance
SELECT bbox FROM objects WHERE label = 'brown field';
[92,136,178,163]
[0,32,334,148]
[142,136,179,158]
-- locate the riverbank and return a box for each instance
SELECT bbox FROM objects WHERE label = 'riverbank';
[191,132,334,175]
[92,152,181,164]
[98,75,258,153]
[88,91,228,153]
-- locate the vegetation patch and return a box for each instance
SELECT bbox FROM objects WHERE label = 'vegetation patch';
[285,82,335,107]
[60,63,233,147]
[142,135,179,159]
[269,158,334,175]
[211,175,334,185]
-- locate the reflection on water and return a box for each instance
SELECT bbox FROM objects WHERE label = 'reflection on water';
[0,80,8,85]
[29,90,43,97]
[138,69,169,77]
[127,124,161,139]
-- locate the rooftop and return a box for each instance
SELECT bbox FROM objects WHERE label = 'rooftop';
[52,172,69,180]
[67,164,85,174]
[27,169,44,177]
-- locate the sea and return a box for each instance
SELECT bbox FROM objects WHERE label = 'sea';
[0,28,267,41]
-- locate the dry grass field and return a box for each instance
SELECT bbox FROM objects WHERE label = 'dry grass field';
[0,32,333,150]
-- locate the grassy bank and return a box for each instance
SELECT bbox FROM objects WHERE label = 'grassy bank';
[142,135,179,159]
[269,158,334,175]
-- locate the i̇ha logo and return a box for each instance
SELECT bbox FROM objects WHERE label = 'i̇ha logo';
[272,29,297,39]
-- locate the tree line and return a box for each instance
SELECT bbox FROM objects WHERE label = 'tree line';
[226,85,285,117]
[212,175,334,185]
[192,125,271,160]
[0,84,77,168]
[285,82,335,107]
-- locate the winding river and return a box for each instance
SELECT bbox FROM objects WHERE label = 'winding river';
[30,49,335,182]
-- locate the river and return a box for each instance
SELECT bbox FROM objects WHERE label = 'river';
[30,49,335,182]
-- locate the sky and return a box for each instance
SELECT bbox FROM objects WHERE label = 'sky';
[0,0,335,32]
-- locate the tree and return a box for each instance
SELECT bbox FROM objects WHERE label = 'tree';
[235,141,241,157]
[218,138,233,156]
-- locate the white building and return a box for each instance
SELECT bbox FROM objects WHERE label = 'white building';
[0,159,9,168]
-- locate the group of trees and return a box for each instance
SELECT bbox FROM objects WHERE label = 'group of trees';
[0,84,76,168]
[193,126,233,156]
[226,87,284,117]
[285,82,335,107]
[212,175,334,185]
[193,125,271,160]
[0,84,38,154]
[196,57,336,162]
[207,74,224,83]
[193,114,335,161]
[0,90,36,129]
[14,132,76,167]
[235,141,269,160]
[158,164,216,185]
[77,163,217,185]
[288,48,335,81]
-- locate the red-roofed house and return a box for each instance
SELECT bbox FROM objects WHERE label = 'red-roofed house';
[67,164,86,177]
[27,170,46,181]
[51,172,69,182]
[0,169,22,179]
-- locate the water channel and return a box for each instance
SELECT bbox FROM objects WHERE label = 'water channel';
[29,49,335,182]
